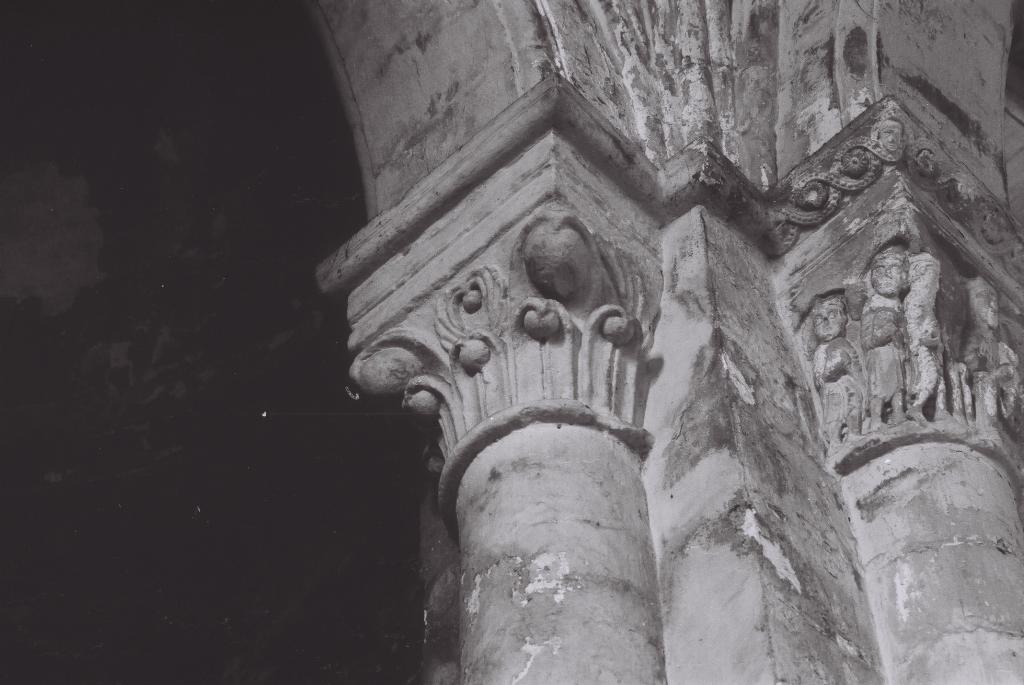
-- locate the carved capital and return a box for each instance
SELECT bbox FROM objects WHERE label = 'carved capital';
[350,209,659,529]
[783,180,1024,477]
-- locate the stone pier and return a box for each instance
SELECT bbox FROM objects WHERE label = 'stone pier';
[311,1,1024,682]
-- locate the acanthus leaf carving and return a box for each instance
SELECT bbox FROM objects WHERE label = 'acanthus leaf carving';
[353,214,659,491]
[349,327,446,397]
[515,297,579,402]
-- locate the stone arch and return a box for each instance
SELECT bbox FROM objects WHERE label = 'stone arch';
[311,1,1019,224]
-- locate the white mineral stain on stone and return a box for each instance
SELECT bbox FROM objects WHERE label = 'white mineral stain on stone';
[941,535,980,548]
[721,352,756,405]
[742,509,802,594]
[531,0,569,78]
[894,562,920,622]
[467,574,482,616]
[524,552,573,604]
[510,637,562,685]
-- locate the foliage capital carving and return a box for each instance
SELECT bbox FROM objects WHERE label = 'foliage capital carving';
[349,211,660,529]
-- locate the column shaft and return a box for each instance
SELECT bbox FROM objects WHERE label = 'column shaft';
[456,422,664,684]
[843,444,1024,684]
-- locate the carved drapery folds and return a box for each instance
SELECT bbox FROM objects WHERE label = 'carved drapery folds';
[351,213,659,527]
[800,238,1022,471]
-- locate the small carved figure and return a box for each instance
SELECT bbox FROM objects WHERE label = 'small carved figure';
[903,252,946,423]
[870,119,905,162]
[811,294,864,447]
[857,245,909,431]
[963,278,1020,431]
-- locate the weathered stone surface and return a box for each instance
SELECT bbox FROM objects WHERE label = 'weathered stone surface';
[778,113,1024,684]
[457,423,663,684]
[314,0,1014,217]
[314,3,1024,682]
[644,207,883,684]
[843,443,1024,684]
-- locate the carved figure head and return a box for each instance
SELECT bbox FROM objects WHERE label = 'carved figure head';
[872,119,905,157]
[812,294,849,342]
[868,245,908,297]
[967,278,999,331]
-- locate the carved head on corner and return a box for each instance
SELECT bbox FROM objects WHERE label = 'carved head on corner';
[871,119,905,159]
[812,293,849,343]
[868,244,909,298]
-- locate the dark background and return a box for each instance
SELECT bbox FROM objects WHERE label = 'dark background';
[0,1,424,682]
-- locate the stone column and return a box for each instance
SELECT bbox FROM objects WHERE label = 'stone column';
[777,108,1024,683]
[842,443,1024,683]
[339,185,667,682]
[455,420,662,684]
[310,2,1024,682]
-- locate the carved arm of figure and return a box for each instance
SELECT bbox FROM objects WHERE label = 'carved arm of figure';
[861,307,901,350]
[821,342,855,383]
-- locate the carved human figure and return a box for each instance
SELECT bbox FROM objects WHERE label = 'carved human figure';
[811,294,864,447]
[963,278,1020,431]
[903,252,946,423]
[858,245,908,431]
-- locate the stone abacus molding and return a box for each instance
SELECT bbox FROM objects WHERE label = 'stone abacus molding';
[318,78,1024,307]
[764,102,1024,288]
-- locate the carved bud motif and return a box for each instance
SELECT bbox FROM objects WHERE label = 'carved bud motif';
[461,286,483,314]
[454,338,492,375]
[404,387,442,416]
[600,314,635,346]
[520,299,564,341]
